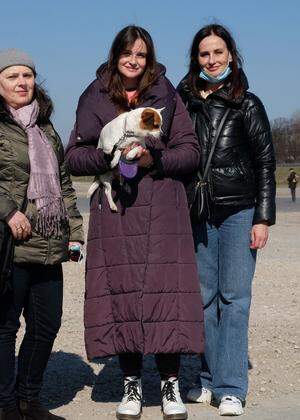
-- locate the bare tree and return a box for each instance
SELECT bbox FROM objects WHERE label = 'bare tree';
[271,111,300,163]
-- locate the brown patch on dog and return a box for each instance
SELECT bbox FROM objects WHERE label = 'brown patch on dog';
[140,108,161,131]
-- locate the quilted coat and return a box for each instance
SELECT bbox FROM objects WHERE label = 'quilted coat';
[65,63,204,359]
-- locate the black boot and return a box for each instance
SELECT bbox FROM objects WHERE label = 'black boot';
[18,401,65,420]
[0,406,22,420]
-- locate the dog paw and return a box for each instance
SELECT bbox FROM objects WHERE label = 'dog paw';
[111,150,122,168]
[110,159,118,168]
[126,146,143,160]
[110,203,118,212]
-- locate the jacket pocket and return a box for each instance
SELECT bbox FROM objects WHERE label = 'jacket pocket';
[212,165,255,199]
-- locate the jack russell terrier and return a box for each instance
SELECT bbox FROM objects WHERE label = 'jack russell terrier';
[87,107,164,212]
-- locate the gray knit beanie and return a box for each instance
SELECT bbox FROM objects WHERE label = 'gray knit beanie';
[0,48,36,73]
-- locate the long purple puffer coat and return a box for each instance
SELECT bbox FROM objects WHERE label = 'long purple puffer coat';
[65,63,204,359]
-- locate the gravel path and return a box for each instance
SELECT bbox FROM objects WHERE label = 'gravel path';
[17,185,300,419]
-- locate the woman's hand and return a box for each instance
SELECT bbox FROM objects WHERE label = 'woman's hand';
[250,223,269,249]
[5,210,32,241]
[138,149,154,168]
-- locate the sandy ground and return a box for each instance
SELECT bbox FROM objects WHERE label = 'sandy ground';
[17,184,300,419]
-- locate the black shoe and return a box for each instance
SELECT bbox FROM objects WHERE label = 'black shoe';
[18,401,65,420]
[0,406,22,420]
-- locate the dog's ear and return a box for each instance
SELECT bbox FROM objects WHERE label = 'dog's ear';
[141,109,155,123]
[140,108,155,129]
[140,108,162,130]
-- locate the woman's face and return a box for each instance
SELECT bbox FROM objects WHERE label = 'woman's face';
[0,65,35,109]
[198,34,232,77]
[117,38,147,83]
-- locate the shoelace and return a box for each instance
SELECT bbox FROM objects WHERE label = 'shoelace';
[162,380,177,402]
[124,380,141,402]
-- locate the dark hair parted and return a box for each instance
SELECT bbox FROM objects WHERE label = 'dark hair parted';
[0,82,53,123]
[107,25,158,110]
[187,24,244,99]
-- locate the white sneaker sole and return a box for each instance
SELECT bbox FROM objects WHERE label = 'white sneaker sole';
[187,395,211,404]
[116,412,142,420]
[219,406,244,416]
[163,413,188,420]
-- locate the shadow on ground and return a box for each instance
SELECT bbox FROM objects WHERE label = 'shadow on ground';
[40,351,96,409]
[90,355,202,406]
[40,352,202,408]
[41,352,255,409]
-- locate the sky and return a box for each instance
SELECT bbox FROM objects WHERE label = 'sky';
[1,0,299,143]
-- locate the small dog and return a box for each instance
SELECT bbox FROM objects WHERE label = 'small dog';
[88,107,164,212]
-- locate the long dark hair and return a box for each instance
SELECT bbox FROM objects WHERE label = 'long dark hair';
[107,25,158,110]
[187,24,244,99]
[0,82,53,123]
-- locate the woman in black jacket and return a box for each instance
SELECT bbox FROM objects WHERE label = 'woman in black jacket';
[177,24,276,416]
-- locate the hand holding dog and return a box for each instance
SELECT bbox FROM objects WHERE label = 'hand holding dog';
[138,149,153,168]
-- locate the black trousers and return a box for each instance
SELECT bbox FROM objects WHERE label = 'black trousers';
[119,353,181,380]
[0,264,63,408]
[290,187,296,202]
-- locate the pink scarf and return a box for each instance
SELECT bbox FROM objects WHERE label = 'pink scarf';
[9,100,67,238]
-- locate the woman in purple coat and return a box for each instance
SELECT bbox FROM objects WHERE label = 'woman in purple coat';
[66,26,204,420]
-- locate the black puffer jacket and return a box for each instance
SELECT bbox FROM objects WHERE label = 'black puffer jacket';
[177,71,276,225]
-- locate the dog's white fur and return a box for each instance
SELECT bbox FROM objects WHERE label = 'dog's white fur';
[88,107,163,212]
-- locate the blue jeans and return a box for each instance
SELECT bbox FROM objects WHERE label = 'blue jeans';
[193,208,257,402]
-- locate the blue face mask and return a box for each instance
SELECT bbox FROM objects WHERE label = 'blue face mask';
[199,64,232,84]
